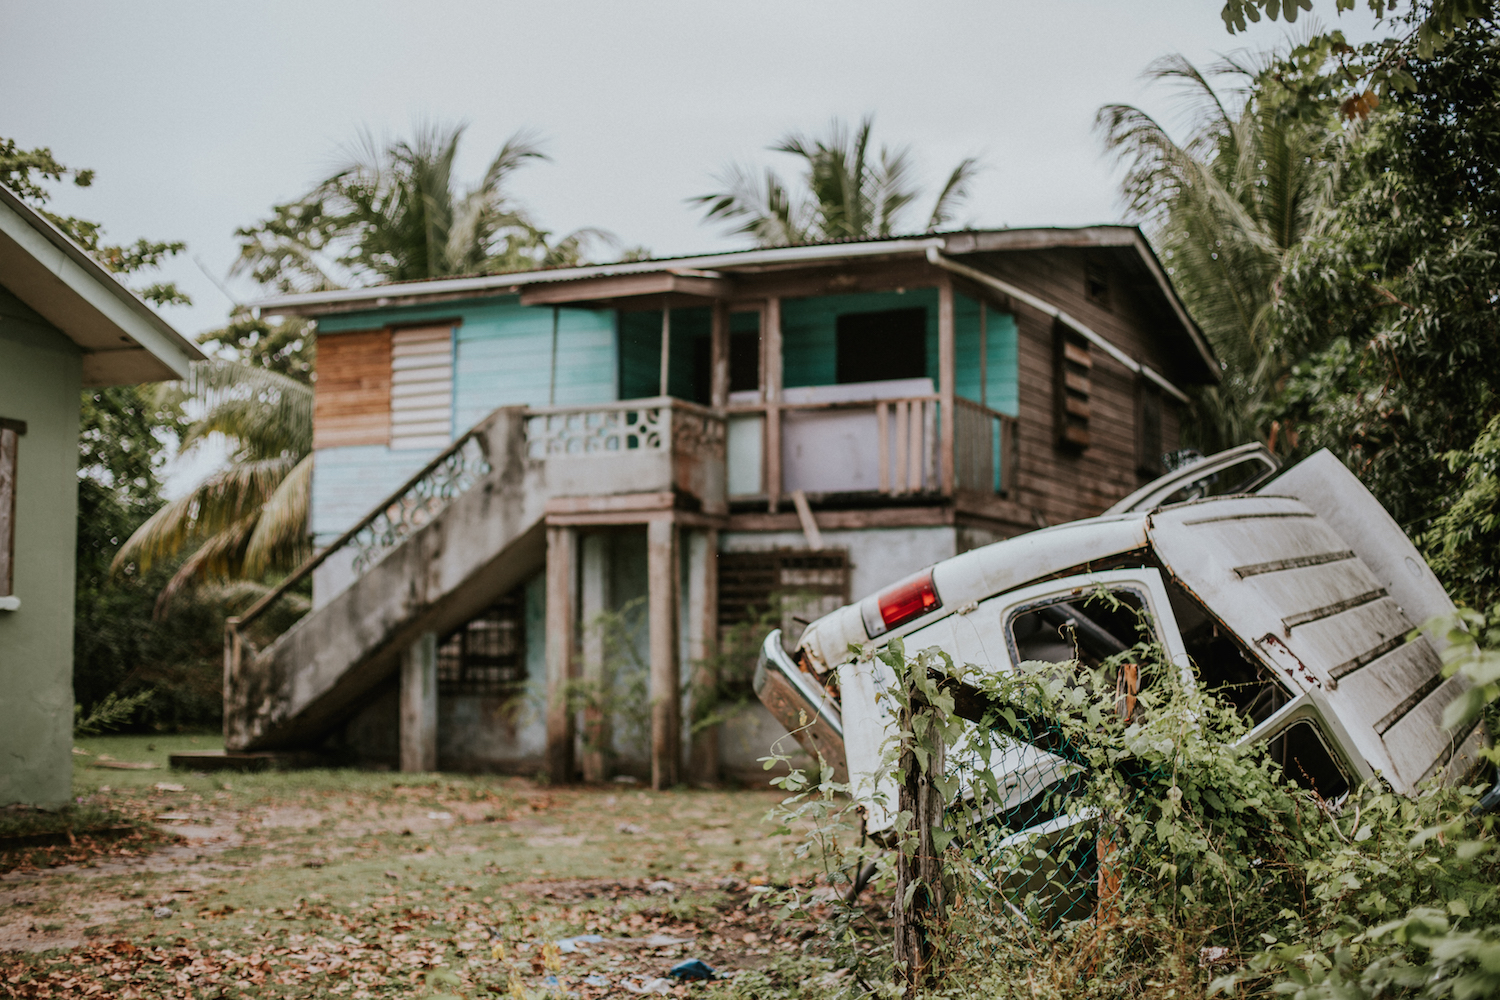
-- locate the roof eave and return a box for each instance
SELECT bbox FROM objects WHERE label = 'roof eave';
[0,185,205,385]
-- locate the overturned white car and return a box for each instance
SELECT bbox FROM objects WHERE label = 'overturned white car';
[756,446,1489,843]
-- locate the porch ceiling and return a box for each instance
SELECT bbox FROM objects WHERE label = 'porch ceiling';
[518,269,733,307]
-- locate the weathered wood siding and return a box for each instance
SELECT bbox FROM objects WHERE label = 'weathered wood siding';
[390,324,454,450]
[977,249,1184,524]
[313,328,391,450]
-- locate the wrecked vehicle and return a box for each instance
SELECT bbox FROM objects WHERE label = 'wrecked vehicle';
[755,447,1490,850]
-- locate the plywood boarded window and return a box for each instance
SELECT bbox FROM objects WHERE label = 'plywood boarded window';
[437,592,526,695]
[390,325,455,450]
[0,418,22,599]
[1053,322,1091,451]
[314,329,392,449]
[1136,378,1164,477]
[719,549,850,657]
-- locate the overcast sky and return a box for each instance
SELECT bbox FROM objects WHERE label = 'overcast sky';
[5,0,1385,343]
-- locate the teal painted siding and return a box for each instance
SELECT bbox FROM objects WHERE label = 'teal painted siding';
[618,307,711,402]
[311,445,434,544]
[775,289,1017,415]
[452,303,616,429]
[781,289,939,389]
[953,293,1019,417]
[320,297,617,431]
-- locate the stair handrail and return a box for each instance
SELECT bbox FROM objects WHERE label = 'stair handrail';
[230,407,506,636]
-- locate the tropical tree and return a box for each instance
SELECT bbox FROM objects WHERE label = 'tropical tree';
[235,122,612,293]
[1096,46,1352,449]
[692,115,980,247]
[113,362,313,615]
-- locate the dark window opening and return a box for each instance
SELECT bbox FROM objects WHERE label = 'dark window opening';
[0,418,22,599]
[1006,588,1153,669]
[835,307,926,384]
[437,593,526,695]
[688,322,761,404]
[1269,721,1351,800]
[730,329,761,393]
[1158,457,1280,507]
[1136,380,1164,477]
[1085,263,1111,308]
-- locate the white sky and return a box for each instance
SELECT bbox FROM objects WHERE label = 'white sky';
[3,1,1382,494]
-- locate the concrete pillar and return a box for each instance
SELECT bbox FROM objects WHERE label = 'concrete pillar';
[647,518,680,789]
[399,631,438,772]
[545,525,577,784]
[686,528,720,785]
[579,531,611,782]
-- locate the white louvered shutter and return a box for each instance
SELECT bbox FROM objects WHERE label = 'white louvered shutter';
[390,325,455,450]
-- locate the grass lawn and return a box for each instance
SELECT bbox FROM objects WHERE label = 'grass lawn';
[0,735,881,998]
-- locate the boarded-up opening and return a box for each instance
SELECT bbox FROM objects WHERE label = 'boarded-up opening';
[835,308,926,384]
[437,592,527,695]
[314,329,392,449]
[719,549,850,655]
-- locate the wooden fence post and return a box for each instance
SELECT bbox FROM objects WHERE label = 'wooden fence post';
[895,694,947,998]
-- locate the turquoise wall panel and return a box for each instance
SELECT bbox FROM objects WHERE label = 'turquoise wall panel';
[951,293,1019,416]
[453,303,616,429]
[311,445,434,543]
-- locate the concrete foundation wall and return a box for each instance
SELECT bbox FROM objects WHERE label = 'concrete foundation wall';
[0,286,82,808]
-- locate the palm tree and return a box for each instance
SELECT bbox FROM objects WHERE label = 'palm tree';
[113,363,312,615]
[234,122,612,293]
[1096,54,1352,448]
[693,115,981,247]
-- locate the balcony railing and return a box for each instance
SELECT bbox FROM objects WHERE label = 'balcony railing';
[726,394,1017,503]
[524,396,727,510]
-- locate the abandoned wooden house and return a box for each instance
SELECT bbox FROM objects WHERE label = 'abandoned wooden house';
[223,226,1219,787]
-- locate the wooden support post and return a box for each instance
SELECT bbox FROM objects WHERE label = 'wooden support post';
[938,279,956,496]
[579,532,610,783]
[659,307,672,398]
[710,301,730,410]
[647,518,680,789]
[764,298,783,513]
[895,693,946,997]
[545,525,577,784]
[399,632,438,773]
[686,528,720,785]
[877,401,890,494]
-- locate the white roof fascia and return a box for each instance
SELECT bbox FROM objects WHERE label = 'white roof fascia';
[926,247,1191,404]
[252,237,950,316]
[0,186,203,382]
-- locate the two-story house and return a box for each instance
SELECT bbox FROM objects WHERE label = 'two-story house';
[221,226,1217,788]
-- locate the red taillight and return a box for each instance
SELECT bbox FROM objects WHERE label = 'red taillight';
[865,570,941,636]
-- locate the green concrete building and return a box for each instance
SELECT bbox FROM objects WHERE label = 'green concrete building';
[0,184,203,807]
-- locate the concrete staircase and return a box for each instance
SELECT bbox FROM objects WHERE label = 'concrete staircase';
[223,399,727,757]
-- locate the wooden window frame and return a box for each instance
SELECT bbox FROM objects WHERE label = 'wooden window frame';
[0,418,24,601]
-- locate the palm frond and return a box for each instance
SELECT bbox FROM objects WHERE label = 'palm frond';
[926,156,981,231]
[242,453,313,576]
[112,456,298,575]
